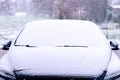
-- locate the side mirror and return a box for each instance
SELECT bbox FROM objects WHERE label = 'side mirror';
[110,40,119,50]
[2,41,12,50]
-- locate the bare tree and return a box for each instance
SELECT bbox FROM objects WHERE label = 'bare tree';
[30,0,108,22]
[90,0,108,23]
[30,0,55,17]
[0,0,14,15]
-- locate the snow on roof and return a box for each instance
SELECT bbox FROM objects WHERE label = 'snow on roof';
[111,5,120,8]
[14,12,27,17]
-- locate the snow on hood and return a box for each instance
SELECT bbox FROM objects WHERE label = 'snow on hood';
[7,45,111,78]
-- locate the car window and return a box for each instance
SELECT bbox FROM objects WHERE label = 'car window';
[15,21,107,47]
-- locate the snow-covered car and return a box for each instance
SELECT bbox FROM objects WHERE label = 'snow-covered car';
[0,20,120,80]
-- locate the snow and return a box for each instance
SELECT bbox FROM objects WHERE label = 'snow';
[9,45,111,78]
[111,5,120,8]
[0,54,15,79]
[15,12,27,17]
[5,20,112,78]
[105,52,120,79]
[16,20,107,47]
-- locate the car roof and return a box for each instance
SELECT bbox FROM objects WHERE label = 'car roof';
[25,20,97,28]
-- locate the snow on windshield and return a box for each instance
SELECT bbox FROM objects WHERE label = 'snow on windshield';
[15,20,107,47]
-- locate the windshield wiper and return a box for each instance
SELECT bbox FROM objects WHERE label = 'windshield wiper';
[56,45,88,47]
[15,45,36,47]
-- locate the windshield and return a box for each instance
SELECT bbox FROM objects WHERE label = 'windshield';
[15,20,107,47]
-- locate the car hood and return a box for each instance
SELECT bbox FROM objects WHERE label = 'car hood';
[8,45,111,78]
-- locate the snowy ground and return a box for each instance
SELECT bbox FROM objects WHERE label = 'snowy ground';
[0,26,18,47]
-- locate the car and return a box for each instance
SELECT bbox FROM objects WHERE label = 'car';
[0,20,120,80]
